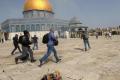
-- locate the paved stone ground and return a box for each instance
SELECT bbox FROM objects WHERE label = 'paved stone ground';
[0,36,120,80]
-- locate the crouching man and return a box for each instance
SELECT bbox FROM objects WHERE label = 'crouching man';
[15,30,36,64]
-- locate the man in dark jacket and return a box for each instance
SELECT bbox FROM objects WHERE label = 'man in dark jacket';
[32,35,38,50]
[11,34,21,55]
[15,30,36,64]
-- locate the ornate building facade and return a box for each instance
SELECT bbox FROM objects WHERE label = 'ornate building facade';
[1,0,85,39]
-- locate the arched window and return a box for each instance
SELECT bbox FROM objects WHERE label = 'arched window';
[21,25,25,32]
[16,25,20,32]
[26,25,31,31]
[41,24,45,31]
[11,25,15,32]
[31,24,35,31]
[36,24,40,31]
[47,24,50,31]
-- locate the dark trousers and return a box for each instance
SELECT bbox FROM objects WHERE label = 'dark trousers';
[33,42,38,50]
[0,39,4,43]
[16,46,34,61]
[11,45,21,55]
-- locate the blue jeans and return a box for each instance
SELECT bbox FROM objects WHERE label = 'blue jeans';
[40,45,59,62]
[83,39,91,51]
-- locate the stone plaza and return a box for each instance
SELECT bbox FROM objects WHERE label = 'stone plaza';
[0,36,120,80]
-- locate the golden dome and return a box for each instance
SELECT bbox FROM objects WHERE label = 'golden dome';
[24,0,53,12]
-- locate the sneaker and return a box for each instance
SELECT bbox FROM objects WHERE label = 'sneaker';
[31,59,36,63]
[85,48,87,51]
[11,53,14,55]
[38,60,43,67]
[15,58,18,64]
[56,59,61,63]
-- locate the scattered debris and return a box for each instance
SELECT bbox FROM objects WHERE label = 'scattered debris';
[41,70,62,80]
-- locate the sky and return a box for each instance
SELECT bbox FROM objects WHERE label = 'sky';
[0,0,120,28]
